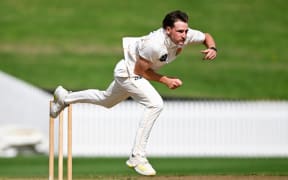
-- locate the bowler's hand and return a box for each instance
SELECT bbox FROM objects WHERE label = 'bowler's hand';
[166,77,183,89]
[201,48,217,60]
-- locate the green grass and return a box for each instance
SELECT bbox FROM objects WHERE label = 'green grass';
[0,0,287,99]
[0,156,288,178]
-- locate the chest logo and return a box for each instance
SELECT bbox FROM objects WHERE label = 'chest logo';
[159,54,168,62]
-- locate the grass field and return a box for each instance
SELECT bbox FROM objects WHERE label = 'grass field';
[0,0,287,99]
[0,156,288,179]
[0,1,287,179]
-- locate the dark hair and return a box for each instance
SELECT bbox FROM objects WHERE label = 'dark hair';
[162,10,189,29]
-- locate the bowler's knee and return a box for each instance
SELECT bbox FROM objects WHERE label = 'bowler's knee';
[150,99,164,112]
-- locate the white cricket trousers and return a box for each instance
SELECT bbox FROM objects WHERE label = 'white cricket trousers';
[64,76,164,157]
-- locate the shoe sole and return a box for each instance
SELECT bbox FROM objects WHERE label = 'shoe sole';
[126,160,135,168]
[54,86,68,105]
[50,86,68,118]
[126,160,156,176]
[135,165,156,176]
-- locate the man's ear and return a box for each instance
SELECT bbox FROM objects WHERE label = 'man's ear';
[166,27,172,35]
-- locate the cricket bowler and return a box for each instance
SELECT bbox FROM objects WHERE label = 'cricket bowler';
[50,10,217,176]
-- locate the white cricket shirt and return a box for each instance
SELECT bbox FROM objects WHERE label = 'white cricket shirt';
[114,28,205,77]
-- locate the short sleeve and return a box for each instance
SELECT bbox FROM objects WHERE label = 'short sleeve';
[137,39,164,62]
[186,28,206,44]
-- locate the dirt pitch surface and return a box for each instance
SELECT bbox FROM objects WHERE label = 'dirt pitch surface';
[1,176,288,180]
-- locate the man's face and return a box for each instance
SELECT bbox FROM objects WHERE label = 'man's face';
[166,21,188,46]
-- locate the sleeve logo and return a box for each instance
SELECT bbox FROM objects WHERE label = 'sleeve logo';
[159,54,168,62]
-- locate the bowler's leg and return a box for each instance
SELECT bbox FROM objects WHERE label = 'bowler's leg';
[121,77,163,176]
[129,79,164,157]
[64,80,129,108]
[50,80,129,117]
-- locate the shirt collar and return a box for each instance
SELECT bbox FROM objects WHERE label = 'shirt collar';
[162,28,181,49]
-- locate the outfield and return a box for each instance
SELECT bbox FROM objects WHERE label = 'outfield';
[0,0,287,99]
[0,156,288,179]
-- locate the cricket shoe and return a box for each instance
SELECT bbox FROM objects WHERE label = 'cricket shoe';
[50,86,69,118]
[126,155,156,176]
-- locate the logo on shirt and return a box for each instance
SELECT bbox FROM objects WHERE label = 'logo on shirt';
[159,54,168,62]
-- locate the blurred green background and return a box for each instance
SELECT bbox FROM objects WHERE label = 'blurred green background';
[1,0,287,99]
